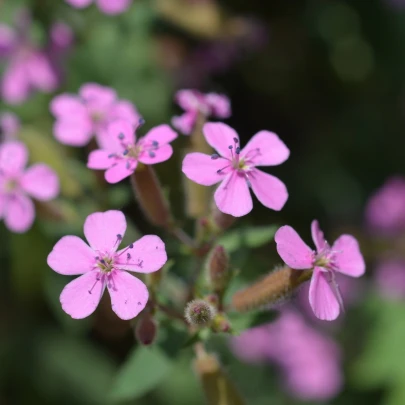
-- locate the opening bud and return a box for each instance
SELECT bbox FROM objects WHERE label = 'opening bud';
[135,311,158,346]
[185,299,216,326]
[207,245,230,292]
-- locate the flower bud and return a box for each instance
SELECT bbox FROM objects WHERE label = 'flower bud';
[130,165,173,227]
[135,312,158,346]
[210,201,236,232]
[211,313,231,333]
[185,299,216,326]
[207,245,230,292]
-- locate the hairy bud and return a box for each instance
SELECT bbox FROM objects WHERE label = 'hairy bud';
[130,165,172,227]
[231,266,313,312]
[185,299,216,326]
[207,245,230,292]
[135,312,158,346]
[211,313,231,333]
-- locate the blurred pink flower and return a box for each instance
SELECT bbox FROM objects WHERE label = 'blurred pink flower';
[0,141,59,233]
[87,119,177,183]
[47,210,167,319]
[374,258,405,299]
[0,11,68,104]
[50,83,141,147]
[172,89,231,135]
[365,176,405,235]
[275,220,365,320]
[231,309,342,401]
[0,112,20,142]
[182,122,289,216]
[65,0,132,15]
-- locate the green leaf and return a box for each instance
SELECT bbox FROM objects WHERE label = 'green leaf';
[218,225,277,253]
[109,346,172,402]
[229,310,279,334]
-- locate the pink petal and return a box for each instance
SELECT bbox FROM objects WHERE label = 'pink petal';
[108,270,148,320]
[203,122,239,157]
[53,120,93,146]
[105,159,136,183]
[205,93,231,118]
[4,193,35,233]
[0,112,20,140]
[0,25,16,56]
[47,235,95,275]
[110,100,141,123]
[50,94,86,117]
[175,89,202,111]
[274,226,314,269]
[87,150,114,170]
[249,169,288,211]
[1,61,30,104]
[84,210,127,252]
[0,194,6,219]
[116,235,167,273]
[182,152,227,186]
[21,164,59,201]
[141,124,177,145]
[332,235,365,277]
[26,53,57,92]
[138,144,173,165]
[214,171,252,217]
[240,131,290,167]
[79,83,116,106]
[309,268,340,321]
[97,0,132,14]
[65,0,93,8]
[0,141,28,175]
[171,112,197,135]
[311,220,326,252]
[60,271,105,319]
[50,22,74,51]
[106,119,135,149]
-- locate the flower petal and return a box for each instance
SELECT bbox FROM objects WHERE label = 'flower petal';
[116,235,167,273]
[240,130,289,166]
[84,210,127,252]
[53,120,93,146]
[60,271,105,319]
[214,171,252,217]
[205,93,231,118]
[182,152,227,186]
[1,61,30,104]
[104,119,135,150]
[50,94,85,117]
[171,112,197,135]
[175,89,202,111]
[274,225,314,269]
[96,0,132,14]
[203,122,239,157]
[249,169,288,211]
[332,235,365,277]
[104,159,136,183]
[87,150,115,170]
[311,220,326,252]
[65,0,93,8]
[0,141,28,175]
[138,144,173,165]
[110,100,141,123]
[79,83,116,105]
[0,24,16,56]
[4,193,35,233]
[108,271,148,320]
[21,164,59,201]
[26,53,57,92]
[0,194,6,219]
[47,235,95,275]
[309,268,340,321]
[141,124,177,145]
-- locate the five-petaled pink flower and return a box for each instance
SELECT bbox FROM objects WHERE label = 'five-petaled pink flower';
[50,83,140,147]
[87,119,178,183]
[274,220,365,321]
[0,141,59,233]
[172,89,231,135]
[0,11,62,104]
[182,122,289,217]
[47,210,167,320]
[0,112,20,142]
[65,0,132,15]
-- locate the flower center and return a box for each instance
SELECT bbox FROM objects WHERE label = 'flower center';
[4,178,18,193]
[96,256,115,273]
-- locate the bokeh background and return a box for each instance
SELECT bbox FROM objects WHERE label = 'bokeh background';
[1,0,405,404]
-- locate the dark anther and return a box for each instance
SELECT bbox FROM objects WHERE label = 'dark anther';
[233,137,238,143]
[127,253,131,260]
[211,153,219,159]
[126,161,131,169]
[129,243,134,249]
[108,153,115,158]
[123,149,129,156]
[149,151,156,158]
[236,147,241,154]
[152,140,159,147]
[95,256,99,260]
[117,234,122,240]
[118,133,125,140]
[139,118,145,125]
[100,259,106,264]
[228,145,233,149]
[217,169,222,173]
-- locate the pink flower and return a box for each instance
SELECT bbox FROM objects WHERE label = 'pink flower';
[172,89,231,135]
[231,309,342,401]
[182,122,289,217]
[65,0,132,15]
[47,210,167,320]
[0,112,20,142]
[374,258,405,300]
[365,176,405,235]
[0,141,59,233]
[50,83,141,147]
[87,119,177,183]
[275,220,365,320]
[0,11,60,104]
